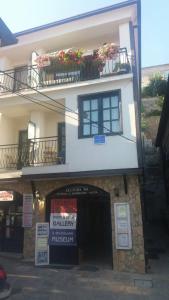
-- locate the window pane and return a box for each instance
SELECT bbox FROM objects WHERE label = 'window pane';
[103,97,110,108]
[103,121,111,133]
[103,109,110,121]
[83,124,90,135]
[91,99,98,110]
[112,120,120,132]
[111,96,118,108]
[83,111,90,123]
[111,108,119,120]
[83,100,90,111]
[91,123,98,135]
[91,111,98,122]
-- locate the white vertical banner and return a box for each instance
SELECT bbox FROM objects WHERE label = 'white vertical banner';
[35,223,49,266]
[114,203,132,250]
[22,194,33,227]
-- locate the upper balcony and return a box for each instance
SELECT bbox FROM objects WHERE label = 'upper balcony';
[0,47,132,95]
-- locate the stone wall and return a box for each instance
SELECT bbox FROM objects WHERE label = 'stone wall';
[0,175,145,273]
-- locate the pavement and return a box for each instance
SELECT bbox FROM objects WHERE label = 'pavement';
[1,253,169,300]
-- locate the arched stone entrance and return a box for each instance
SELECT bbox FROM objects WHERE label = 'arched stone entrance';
[0,190,24,253]
[46,184,113,266]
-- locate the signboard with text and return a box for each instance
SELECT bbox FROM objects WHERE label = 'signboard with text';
[114,203,132,250]
[94,135,106,145]
[23,194,33,213]
[0,191,13,201]
[35,223,49,266]
[22,194,33,227]
[49,198,77,246]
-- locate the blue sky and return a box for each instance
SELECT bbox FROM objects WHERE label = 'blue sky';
[0,0,168,67]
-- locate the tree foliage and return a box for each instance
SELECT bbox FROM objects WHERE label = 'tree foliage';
[142,73,167,98]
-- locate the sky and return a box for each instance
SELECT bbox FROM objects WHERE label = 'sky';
[0,0,168,67]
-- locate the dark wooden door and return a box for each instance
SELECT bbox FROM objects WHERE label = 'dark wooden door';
[17,130,28,169]
[58,122,65,163]
[13,66,28,92]
[0,193,24,253]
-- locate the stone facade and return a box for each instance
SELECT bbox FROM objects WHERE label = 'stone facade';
[0,174,145,273]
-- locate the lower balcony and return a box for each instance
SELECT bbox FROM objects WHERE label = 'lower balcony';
[0,136,65,170]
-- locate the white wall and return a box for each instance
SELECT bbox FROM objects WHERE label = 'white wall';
[0,114,14,144]
[23,76,138,176]
[0,115,29,144]
[45,112,64,137]
[65,78,137,172]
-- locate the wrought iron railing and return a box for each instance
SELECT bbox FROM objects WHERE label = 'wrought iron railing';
[0,48,131,93]
[0,136,65,170]
[0,144,19,169]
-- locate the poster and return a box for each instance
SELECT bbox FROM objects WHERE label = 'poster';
[49,229,77,246]
[114,203,132,250]
[50,213,77,230]
[22,213,32,228]
[22,194,33,228]
[23,194,33,213]
[35,223,49,266]
[117,234,130,248]
[49,198,77,246]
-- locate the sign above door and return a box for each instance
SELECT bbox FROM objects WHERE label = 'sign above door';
[0,191,13,201]
[52,184,106,197]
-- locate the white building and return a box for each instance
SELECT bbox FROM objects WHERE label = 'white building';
[0,0,145,273]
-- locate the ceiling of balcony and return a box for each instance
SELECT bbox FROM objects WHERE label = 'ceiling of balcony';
[0,97,65,118]
[0,21,120,66]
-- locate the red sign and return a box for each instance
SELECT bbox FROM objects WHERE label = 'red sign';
[0,191,13,201]
[49,198,77,246]
[51,199,77,213]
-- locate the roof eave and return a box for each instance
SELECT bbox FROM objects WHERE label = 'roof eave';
[14,0,138,37]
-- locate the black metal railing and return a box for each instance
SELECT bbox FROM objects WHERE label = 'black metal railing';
[0,48,132,93]
[0,136,65,170]
[0,144,19,169]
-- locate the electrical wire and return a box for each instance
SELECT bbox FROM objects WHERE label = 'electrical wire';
[0,69,136,143]
[0,69,77,114]
[0,84,79,121]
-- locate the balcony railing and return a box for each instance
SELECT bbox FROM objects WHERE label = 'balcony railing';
[0,48,131,94]
[0,136,65,170]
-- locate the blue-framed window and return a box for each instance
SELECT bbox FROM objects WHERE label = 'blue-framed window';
[78,90,122,138]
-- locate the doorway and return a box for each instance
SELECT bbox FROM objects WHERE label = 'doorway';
[78,195,112,266]
[13,66,28,92]
[46,184,113,267]
[58,122,65,163]
[18,130,28,169]
[0,191,24,253]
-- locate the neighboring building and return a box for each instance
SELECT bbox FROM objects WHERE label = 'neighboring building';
[142,64,169,87]
[0,0,145,273]
[156,79,169,202]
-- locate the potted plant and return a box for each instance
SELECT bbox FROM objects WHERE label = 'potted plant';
[35,48,84,72]
[113,62,130,74]
[80,54,102,80]
[35,43,120,81]
[97,43,119,62]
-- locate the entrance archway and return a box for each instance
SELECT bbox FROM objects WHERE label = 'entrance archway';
[46,184,113,267]
[0,190,24,253]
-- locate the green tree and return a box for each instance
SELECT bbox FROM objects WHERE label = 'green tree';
[142,73,167,98]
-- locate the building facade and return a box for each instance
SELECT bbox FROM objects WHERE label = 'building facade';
[0,0,145,273]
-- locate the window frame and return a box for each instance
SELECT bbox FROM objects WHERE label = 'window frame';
[78,90,123,139]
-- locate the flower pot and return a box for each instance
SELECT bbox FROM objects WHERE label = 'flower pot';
[80,59,100,81]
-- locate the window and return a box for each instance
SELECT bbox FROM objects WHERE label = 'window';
[78,90,122,138]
